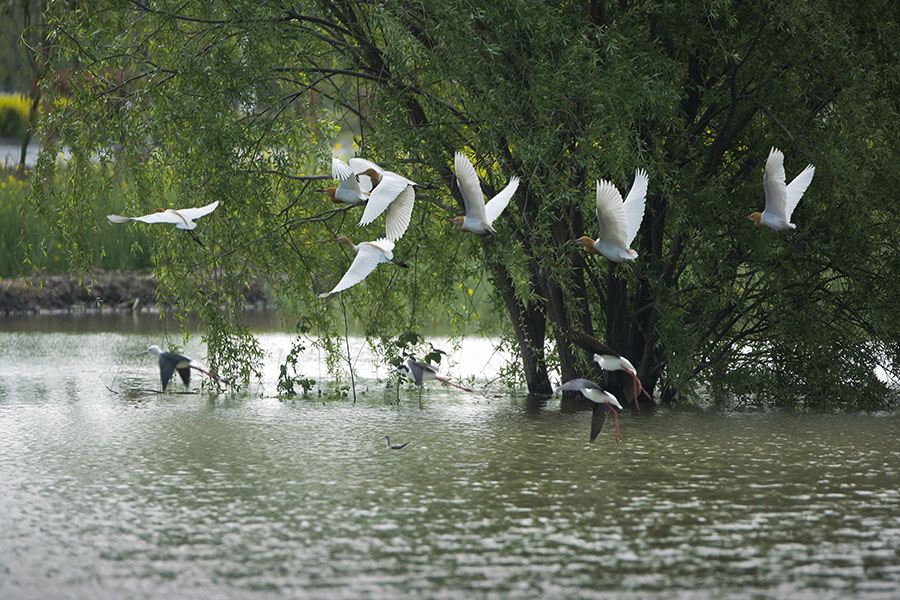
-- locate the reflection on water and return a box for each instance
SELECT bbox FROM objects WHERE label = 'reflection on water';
[1,320,899,599]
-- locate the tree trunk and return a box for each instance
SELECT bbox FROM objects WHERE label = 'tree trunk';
[18,82,40,173]
[489,261,552,395]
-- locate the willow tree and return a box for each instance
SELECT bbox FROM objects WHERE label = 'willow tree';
[35,1,900,408]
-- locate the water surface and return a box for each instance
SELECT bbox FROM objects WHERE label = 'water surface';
[1,318,898,599]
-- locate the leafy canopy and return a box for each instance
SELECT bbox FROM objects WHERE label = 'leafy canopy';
[34,0,900,408]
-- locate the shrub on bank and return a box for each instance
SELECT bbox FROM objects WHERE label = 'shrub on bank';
[0,94,31,138]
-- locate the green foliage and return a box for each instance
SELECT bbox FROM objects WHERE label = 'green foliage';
[33,0,900,408]
[372,330,448,369]
[1,170,152,276]
[277,318,317,398]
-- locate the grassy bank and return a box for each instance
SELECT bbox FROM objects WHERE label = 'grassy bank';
[0,171,152,277]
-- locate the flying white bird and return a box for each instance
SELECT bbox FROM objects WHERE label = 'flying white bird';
[558,378,624,443]
[107,200,219,230]
[146,345,228,391]
[748,147,815,230]
[575,169,648,262]
[593,353,651,411]
[352,158,417,241]
[450,151,520,234]
[318,236,395,298]
[322,157,370,206]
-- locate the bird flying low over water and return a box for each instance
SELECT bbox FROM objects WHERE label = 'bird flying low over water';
[318,237,396,298]
[450,151,520,234]
[575,169,648,262]
[353,158,417,241]
[593,353,651,411]
[322,157,370,206]
[384,435,410,450]
[397,358,474,392]
[107,200,219,230]
[748,147,815,231]
[146,345,229,391]
[558,378,624,443]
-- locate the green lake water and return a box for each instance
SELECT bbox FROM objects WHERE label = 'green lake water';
[1,314,898,598]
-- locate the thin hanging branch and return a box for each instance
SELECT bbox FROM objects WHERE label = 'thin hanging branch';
[339,294,357,404]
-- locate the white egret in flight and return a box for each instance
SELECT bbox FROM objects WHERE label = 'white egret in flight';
[318,237,396,298]
[748,147,815,230]
[352,158,417,242]
[323,157,370,206]
[450,151,520,234]
[575,169,648,262]
[107,200,219,230]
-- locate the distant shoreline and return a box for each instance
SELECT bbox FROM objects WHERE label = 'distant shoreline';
[0,269,268,315]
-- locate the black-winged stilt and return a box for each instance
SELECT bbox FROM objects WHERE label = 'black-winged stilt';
[558,378,624,443]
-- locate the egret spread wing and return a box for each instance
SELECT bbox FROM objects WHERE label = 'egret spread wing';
[130,210,187,226]
[485,175,520,225]
[107,214,133,224]
[594,179,628,248]
[359,173,411,226]
[384,185,415,241]
[784,163,815,220]
[176,200,219,222]
[319,238,394,297]
[349,157,384,176]
[332,157,354,180]
[454,151,486,222]
[763,147,789,221]
[621,169,648,246]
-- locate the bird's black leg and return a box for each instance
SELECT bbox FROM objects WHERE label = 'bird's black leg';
[187,230,205,247]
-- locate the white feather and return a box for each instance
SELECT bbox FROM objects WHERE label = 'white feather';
[453,151,518,233]
[332,157,354,181]
[318,238,394,298]
[106,200,219,230]
[384,185,415,241]
[359,172,416,227]
[761,147,815,229]
[455,151,487,224]
[594,179,629,249]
